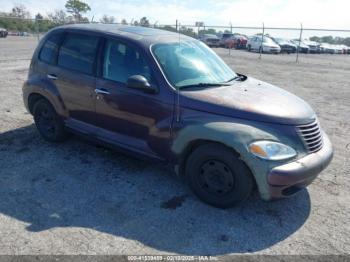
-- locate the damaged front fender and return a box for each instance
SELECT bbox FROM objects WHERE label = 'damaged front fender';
[171,117,306,200]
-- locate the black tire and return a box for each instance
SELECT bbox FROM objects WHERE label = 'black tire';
[247,45,251,52]
[33,99,66,142]
[185,143,254,208]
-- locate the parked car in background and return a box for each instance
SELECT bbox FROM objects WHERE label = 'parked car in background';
[320,43,336,54]
[271,37,297,53]
[224,34,248,49]
[340,45,350,54]
[0,28,8,38]
[199,34,220,47]
[291,40,310,53]
[303,40,321,53]
[7,31,19,36]
[219,32,233,47]
[247,35,281,54]
[338,45,348,54]
[20,32,30,37]
[23,24,333,208]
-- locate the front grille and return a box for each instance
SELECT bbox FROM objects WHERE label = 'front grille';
[297,120,323,153]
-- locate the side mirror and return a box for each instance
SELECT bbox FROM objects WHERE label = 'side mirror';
[126,75,157,94]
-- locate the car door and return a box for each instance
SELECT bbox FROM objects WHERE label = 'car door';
[49,32,100,128]
[94,38,174,159]
[252,37,260,50]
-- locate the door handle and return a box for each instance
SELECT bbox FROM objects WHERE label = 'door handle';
[94,88,110,95]
[47,74,58,80]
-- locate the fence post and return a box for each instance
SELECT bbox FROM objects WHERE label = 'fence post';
[175,19,178,31]
[296,23,303,63]
[259,22,264,59]
[36,19,39,41]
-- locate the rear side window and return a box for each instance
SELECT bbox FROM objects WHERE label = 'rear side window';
[39,33,63,64]
[58,33,99,75]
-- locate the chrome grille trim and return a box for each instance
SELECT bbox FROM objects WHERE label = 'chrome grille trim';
[297,120,323,153]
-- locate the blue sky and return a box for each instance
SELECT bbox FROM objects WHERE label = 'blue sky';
[1,0,349,38]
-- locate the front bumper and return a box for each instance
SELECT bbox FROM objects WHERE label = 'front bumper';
[266,133,333,198]
[264,46,281,53]
[206,42,220,47]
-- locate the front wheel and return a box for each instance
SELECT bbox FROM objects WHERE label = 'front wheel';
[33,99,67,142]
[185,143,254,208]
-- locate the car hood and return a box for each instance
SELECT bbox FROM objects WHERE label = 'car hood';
[280,42,295,47]
[263,43,280,48]
[180,77,316,125]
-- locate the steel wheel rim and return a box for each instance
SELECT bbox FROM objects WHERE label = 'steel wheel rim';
[197,160,235,196]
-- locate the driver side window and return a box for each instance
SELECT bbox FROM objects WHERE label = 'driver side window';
[103,40,152,84]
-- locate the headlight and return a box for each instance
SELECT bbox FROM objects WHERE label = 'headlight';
[248,141,296,160]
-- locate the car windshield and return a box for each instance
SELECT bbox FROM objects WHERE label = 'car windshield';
[152,40,237,89]
[263,37,275,44]
[205,34,217,38]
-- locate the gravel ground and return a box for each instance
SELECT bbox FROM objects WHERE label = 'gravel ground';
[0,36,349,256]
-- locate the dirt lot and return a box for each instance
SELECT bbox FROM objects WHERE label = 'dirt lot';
[0,36,349,256]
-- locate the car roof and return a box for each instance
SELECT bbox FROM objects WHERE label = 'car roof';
[53,23,194,45]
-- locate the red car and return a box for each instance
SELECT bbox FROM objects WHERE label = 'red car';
[224,34,248,49]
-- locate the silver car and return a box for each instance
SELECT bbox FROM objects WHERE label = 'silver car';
[247,36,281,54]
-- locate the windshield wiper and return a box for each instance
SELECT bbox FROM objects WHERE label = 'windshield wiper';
[224,74,246,83]
[178,82,230,89]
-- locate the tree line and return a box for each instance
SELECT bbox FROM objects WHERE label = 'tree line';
[0,0,156,33]
[0,0,349,46]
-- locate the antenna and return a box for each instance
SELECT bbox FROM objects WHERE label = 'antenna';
[176,22,181,122]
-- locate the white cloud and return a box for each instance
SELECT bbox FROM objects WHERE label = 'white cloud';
[215,0,350,29]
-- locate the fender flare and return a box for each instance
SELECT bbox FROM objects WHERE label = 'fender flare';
[171,121,283,200]
[24,77,67,117]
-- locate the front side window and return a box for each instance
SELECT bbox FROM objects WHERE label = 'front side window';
[58,33,99,74]
[39,33,63,64]
[103,40,152,84]
[152,40,237,88]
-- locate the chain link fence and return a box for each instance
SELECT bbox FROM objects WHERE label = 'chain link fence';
[1,16,350,63]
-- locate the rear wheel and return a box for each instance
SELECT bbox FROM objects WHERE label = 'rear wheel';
[33,99,67,142]
[185,143,253,208]
[247,45,251,51]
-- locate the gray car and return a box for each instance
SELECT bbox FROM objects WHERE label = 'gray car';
[0,28,8,38]
[199,34,220,47]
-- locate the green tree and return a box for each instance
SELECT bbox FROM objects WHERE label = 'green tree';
[121,19,128,25]
[65,0,91,22]
[35,13,43,21]
[10,5,31,18]
[180,26,196,37]
[48,10,71,25]
[139,17,150,27]
[100,15,115,23]
[161,25,177,33]
[199,28,217,35]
